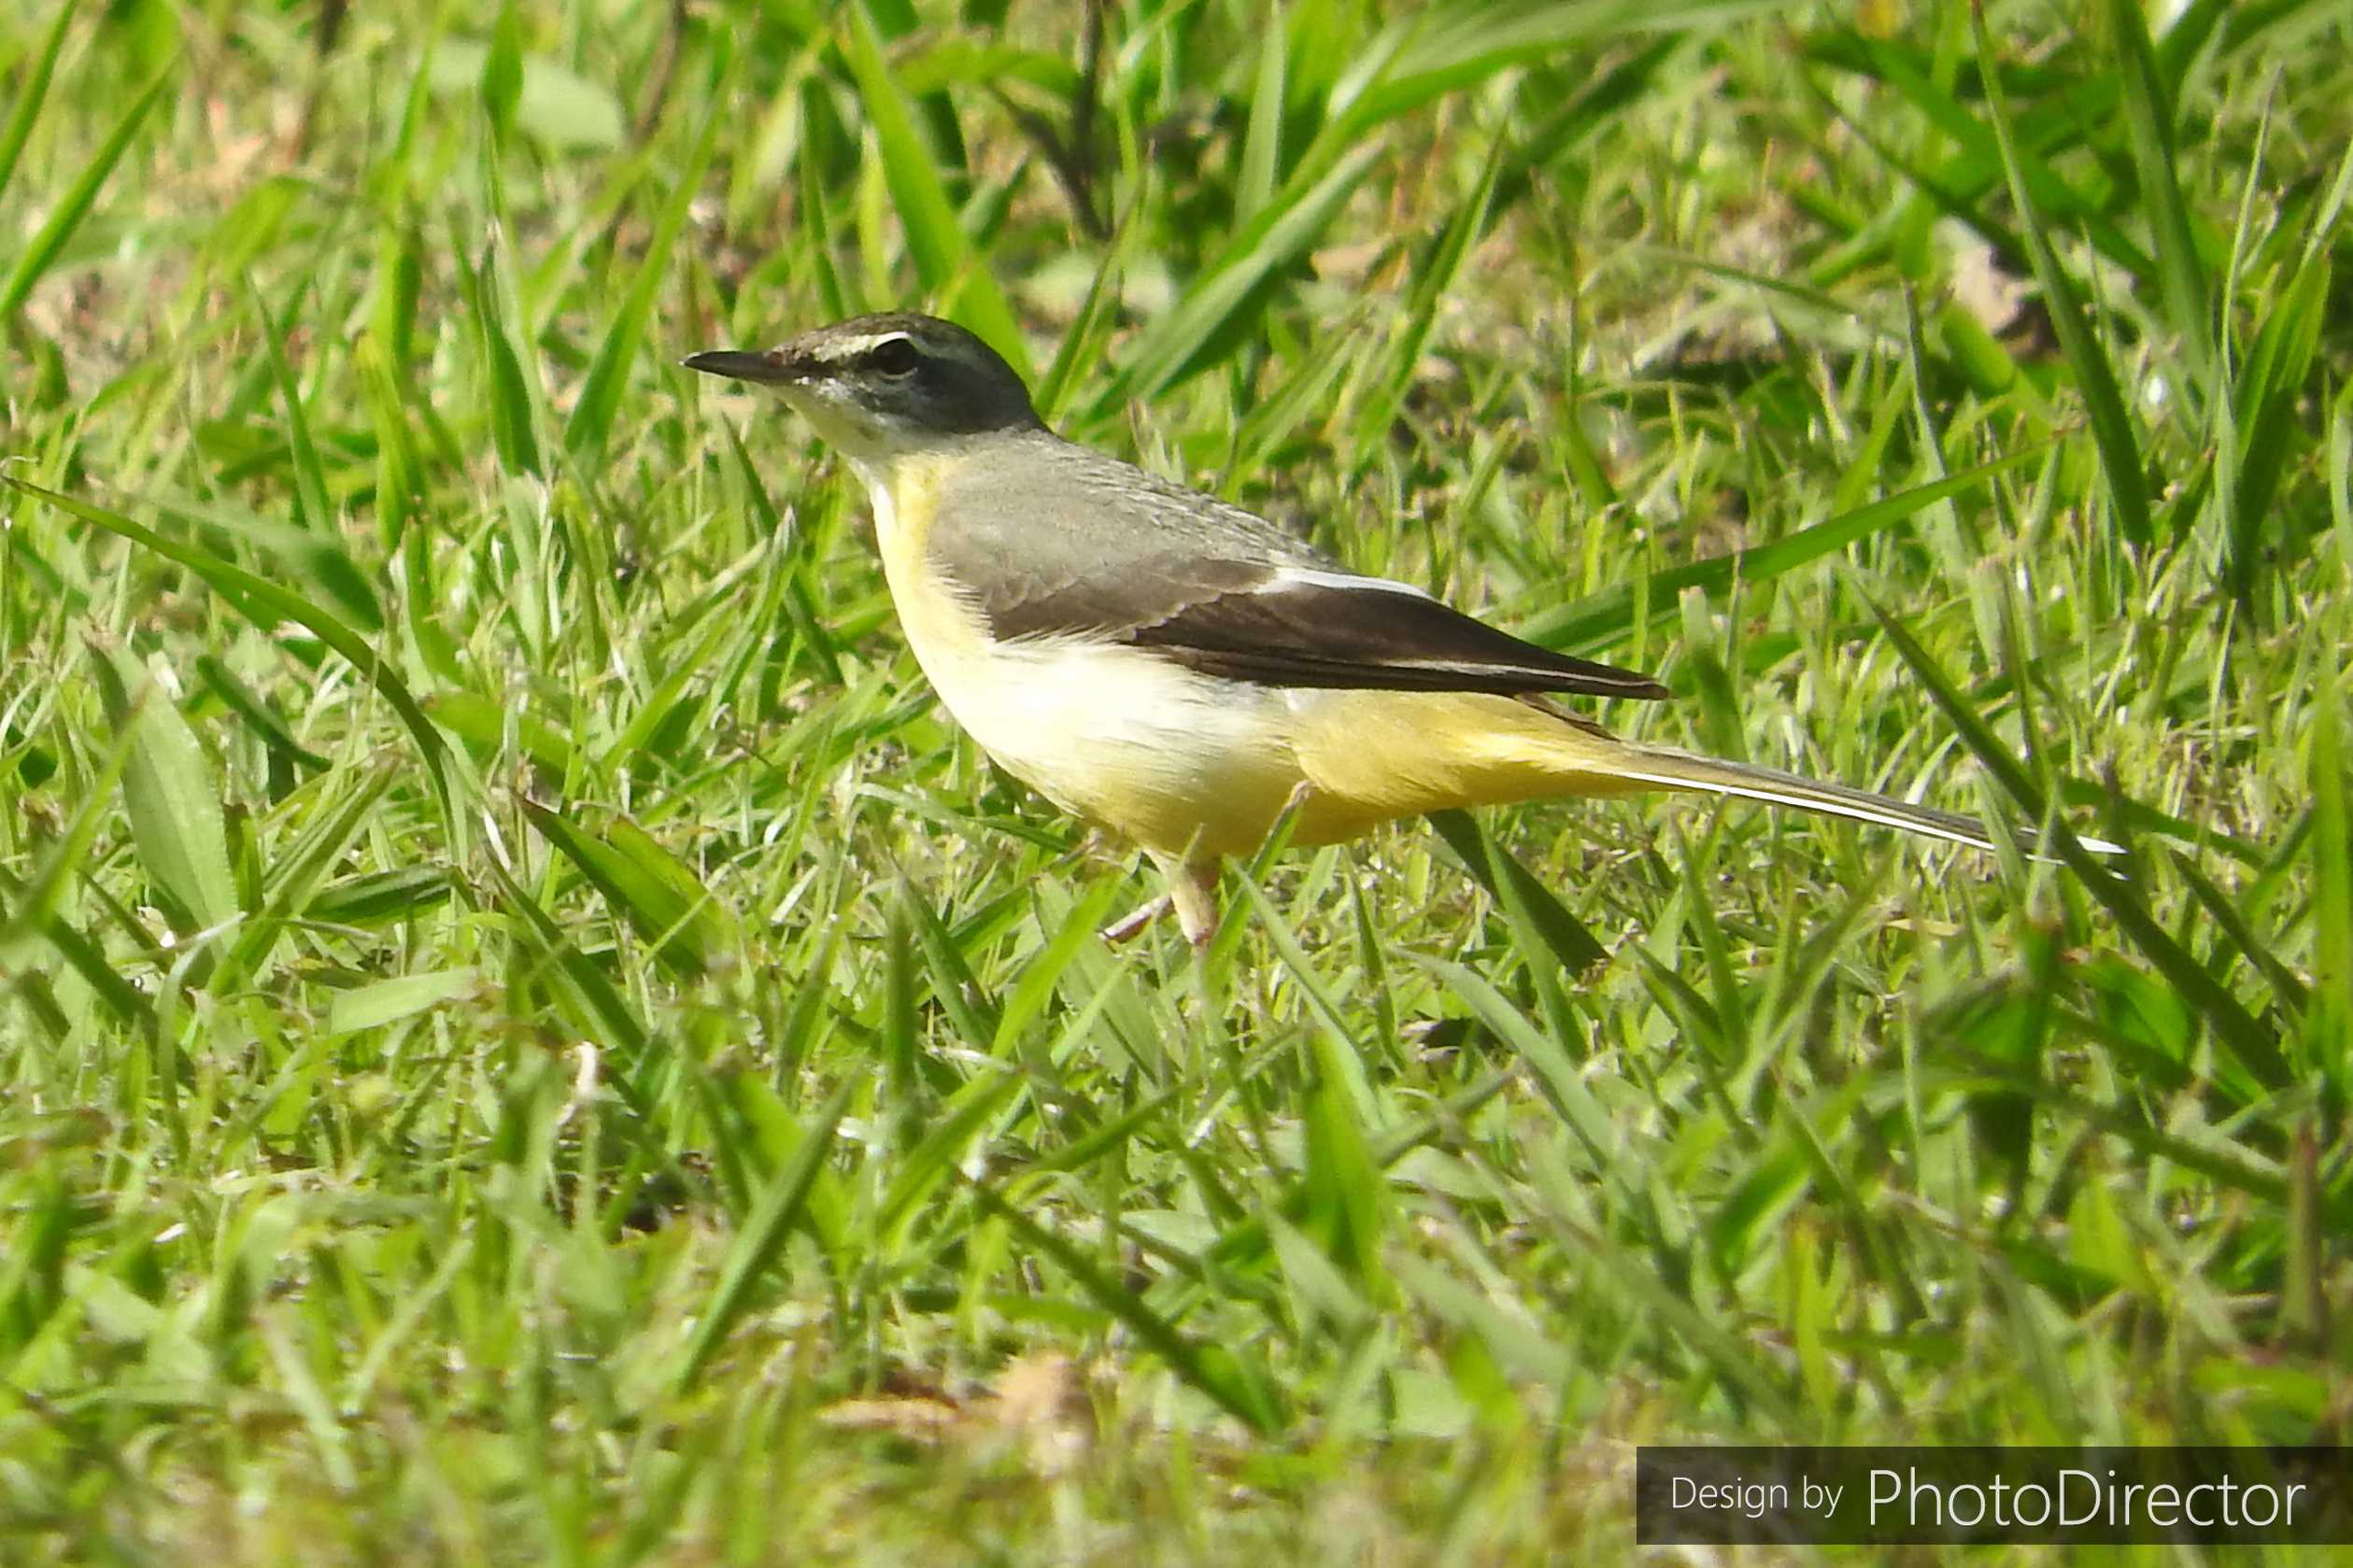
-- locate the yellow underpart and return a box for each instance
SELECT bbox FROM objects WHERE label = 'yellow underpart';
[861,453,970,657]
[1278,689,1649,851]
[857,450,1663,868]
[1012,685,1657,865]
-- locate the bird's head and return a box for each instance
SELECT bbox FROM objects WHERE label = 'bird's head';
[686,312,1042,464]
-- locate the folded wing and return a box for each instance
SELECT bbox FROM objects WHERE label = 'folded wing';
[934,437,1667,701]
[1134,568,1666,698]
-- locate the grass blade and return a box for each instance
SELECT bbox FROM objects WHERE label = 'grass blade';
[1236,24,1285,222]
[673,1080,854,1390]
[521,799,741,981]
[2167,849,2309,1018]
[1427,809,1608,975]
[248,277,336,537]
[565,101,724,464]
[722,421,843,685]
[86,640,241,939]
[470,224,546,480]
[477,837,652,1062]
[7,477,457,831]
[1349,130,1506,454]
[217,762,397,992]
[967,1178,1284,1434]
[194,654,331,771]
[2308,694,2350,1098]
[0,0,78,206]
[893,872,1000,1053]
[1867,597,2288,1092]
[839,2,1026,374]
[1099,143,1382,406]
[148,491,383,637]
[2225,252,2329,607]
[1803,34,2152,287]
[0,72,164,318]
[424,690,574,774]
[1405,953,1622,1186]
[305,866,455,927]
[2105,0,2213,383]
[1520,445,2046,652]
[1968,2,2151,543]
[1322,0,1779,151]
[0,867,157,1038]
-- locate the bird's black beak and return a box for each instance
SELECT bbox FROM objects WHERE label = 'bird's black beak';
[683,348,798,384]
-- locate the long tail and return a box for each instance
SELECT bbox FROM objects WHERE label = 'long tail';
[1594,742,2125,857]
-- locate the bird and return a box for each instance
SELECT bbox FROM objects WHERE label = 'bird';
[687,312,2110,947]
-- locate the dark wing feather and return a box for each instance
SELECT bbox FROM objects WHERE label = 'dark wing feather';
[927,432,1666,700]
[984,555,1271,643]
[1125,574,1669,700]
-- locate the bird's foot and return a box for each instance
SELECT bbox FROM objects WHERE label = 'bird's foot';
[1100,894,1170,944]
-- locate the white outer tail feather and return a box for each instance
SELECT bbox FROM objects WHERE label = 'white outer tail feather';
[1608,744,2126,859]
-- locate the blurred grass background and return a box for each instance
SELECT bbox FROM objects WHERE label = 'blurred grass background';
[1,0,2349,1561]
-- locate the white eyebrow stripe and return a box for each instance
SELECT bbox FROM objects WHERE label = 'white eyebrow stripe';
[1263,565,1437,600]
[819,332,912,360]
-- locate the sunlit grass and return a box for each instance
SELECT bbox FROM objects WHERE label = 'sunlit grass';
[1,0,2347,1562]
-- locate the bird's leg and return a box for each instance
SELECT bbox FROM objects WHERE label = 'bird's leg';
[1275,781,1314,833]
[1163,784,1315,952]
[1099,892,1169,944]
[1109,853,1223,950]
[1168,860,1220,951]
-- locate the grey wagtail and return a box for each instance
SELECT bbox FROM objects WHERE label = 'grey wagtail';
[687,313,2113,946]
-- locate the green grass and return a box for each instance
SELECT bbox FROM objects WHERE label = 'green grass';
[1,0,2349,1561]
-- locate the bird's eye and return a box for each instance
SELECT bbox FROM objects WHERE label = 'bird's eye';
[867,336,921,377]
